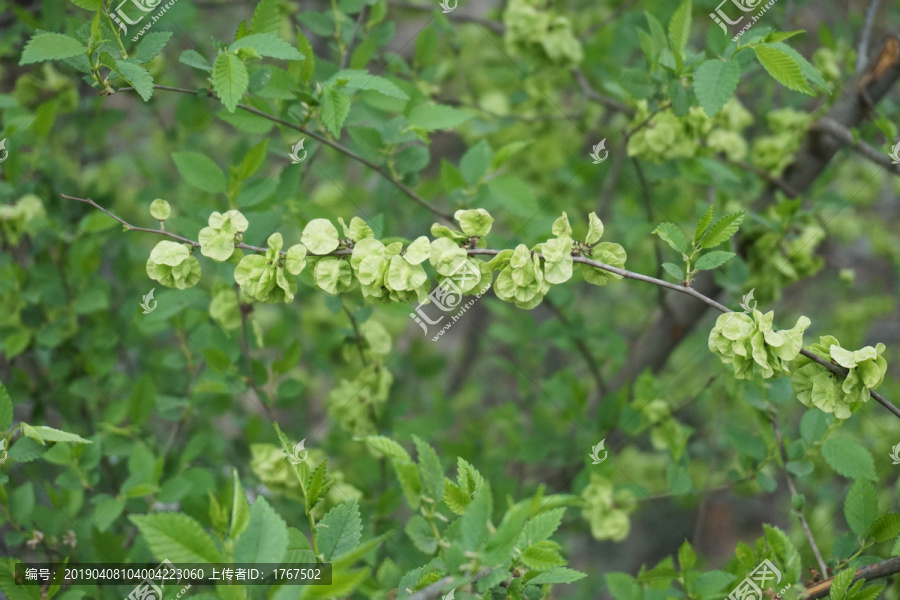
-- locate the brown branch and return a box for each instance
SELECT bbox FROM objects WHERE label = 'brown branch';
[116,84,454,222]
[406,568,496,600]
[814,117,900,173]
[62,193,900,418]
[804,557,900,599]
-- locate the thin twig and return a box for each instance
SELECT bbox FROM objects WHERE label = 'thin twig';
[61,193,900,420]
[406,568,496,600]
[770,414,829,577]
[342,303,369,365]
[856,0,882,73]
[571,68,634,116]
[815,117,900,173]
[340,6,367,70]
[115,84,454,222]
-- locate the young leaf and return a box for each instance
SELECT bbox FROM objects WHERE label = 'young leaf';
[678,539,696,571]
[213,52,250,112]
[229,33,306,61]
[179,49,212,72]
[460,486,492,550]
[20,33,86,65]
[412,435,444,503]
[317,500,362,561]
[699,212,744,248]
[870,514,900,543]
[250,0,281,34]
[305,460,332,512]
[230,468,251,539]
[407,104,472,131]
[667,0,692,59]
[26,426,91,444]
[661,262,684,281]
[329,69,409,99]
[844,478,877,538]
[114,60,154,101]
[694,206,714,241]
[694,251,735,270]
[362,436,411,462]
[130,513,225,563]
[754,45,814,95]
[829,567,855,600]
[527,567,587,585]
[652,223,690,254]
[134,31,173,64]
[233,496,289,563]
[693,58,740,117]
[320,87,352,138]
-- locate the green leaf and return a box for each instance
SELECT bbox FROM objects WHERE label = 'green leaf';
[830,567,855,600]
[213,52,250,112]
[691,570,735,594]
[844,478,878,538]
[754,45,814,95]
[667,0,692,57]
[317,500,362,561]
[412,435,444,503]
[172,152,227,194]
[700,211,744,248]
[26,426,91,444]
[250,0,281,33]
[330,69,409,99]
[527,567,587,585]
[20,33,86,65]
[407,103,472,131]
[822,437,877,481]
[521,542,566,570]
[661,262,683,281]
[230,468,251,539]
[134,31,173,64]
[521,508,565,545]
[362,435,411,461]
[130,513,225,563]
[234,496,288,563]
[870,514,900,542]
[305,460,331,512]
[694,206,713,240]
[653,223,690,253]
[766,41,830,92]
[405,515,438,554]
[693,59,741,117]
[113,60,154,102]
[128,375,156,426]
[694,251,735,270]
[229,33,306,60]
[0,380,12,431]
[460,140,493,185]
[761,30,805,44]
[320,87,352,137]
[179,50,212,72]
[460,486,492,550]
[605,572,641,600]
[678,539,696,571]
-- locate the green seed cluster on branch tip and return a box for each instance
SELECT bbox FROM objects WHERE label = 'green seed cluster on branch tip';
[146,241,202,290]
[708,309,811,380]
[792,336,888,419]
[143,207,628,311]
